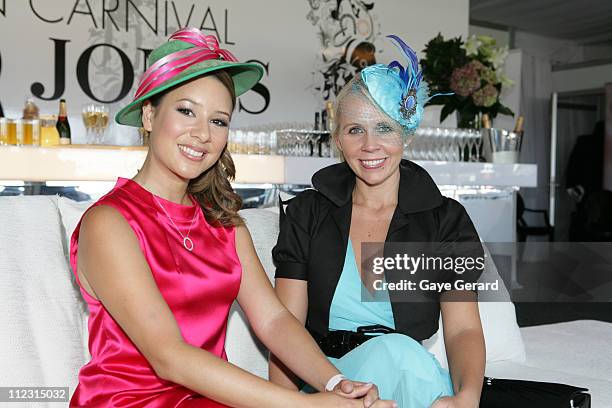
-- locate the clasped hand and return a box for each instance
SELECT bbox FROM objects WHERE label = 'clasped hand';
[326,379,397,407]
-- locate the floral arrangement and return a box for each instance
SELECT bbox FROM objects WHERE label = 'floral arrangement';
[420,33,514,128]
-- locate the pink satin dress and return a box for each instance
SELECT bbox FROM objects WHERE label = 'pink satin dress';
[69,178,242,407]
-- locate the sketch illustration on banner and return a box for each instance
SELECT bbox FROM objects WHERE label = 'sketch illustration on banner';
[85,0,158,107]
[307,0,380,101]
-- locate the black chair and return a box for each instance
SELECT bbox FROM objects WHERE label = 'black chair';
[580,190,612,241]
[516,193,554,242]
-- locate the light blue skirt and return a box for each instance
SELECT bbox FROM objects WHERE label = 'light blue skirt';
[325,334,454,408]
[307,241,455,407]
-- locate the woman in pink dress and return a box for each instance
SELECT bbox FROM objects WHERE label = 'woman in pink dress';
[69,28,395,408]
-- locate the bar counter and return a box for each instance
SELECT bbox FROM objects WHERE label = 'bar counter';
[0,145,537,187]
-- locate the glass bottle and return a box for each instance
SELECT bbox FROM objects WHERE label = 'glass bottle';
[56,99,71,145]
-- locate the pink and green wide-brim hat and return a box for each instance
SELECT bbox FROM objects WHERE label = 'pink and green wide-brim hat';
[115,28,264,127]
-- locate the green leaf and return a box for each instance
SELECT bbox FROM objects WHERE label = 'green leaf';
[421,33,467,93]
[440,103,457,123]
[497,105,515,117]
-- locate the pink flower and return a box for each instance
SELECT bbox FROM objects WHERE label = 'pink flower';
[450,61,483,96]
[473,84,499,107]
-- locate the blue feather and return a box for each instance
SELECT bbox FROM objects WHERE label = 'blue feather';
[386,34,420,85]
[416,71,423,85]
[387,61,405,83]
[401,69,410,88]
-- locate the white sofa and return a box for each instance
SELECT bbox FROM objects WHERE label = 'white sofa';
[1,195,611,407]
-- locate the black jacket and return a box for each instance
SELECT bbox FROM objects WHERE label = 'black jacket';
[272,159,483,341]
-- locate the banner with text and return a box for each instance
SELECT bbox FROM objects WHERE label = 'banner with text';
[0,0,468,142]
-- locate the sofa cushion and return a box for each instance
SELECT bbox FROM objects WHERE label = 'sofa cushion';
[423,243,526,367]
[520,320,612,381]
[0,195,88,399]
[240,208,278,282]
[55,196,526,379]
[224,209,281,379]
[57,197,92,266]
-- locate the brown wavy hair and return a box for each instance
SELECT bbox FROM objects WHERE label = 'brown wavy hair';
[150,70,243,228]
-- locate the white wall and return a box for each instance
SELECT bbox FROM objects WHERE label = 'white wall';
[514,31,584,65]
[552,64,612,94]
[512,31,612,94]
[469,24,509,48]
[496,49,522,131]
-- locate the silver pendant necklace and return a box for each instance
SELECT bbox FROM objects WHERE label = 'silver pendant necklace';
[152,194,199,251]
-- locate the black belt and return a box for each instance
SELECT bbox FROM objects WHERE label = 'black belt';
[312,325,397,359]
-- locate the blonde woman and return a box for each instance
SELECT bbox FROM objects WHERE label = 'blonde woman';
[271,36,485,408]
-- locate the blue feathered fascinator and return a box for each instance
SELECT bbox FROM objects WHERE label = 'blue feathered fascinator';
[361,35,441,133]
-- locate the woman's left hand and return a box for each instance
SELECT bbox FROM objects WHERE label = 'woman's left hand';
[334,380,396,407]
[430,392,479,408]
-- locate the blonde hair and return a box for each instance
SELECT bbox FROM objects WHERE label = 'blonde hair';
[331,76,409,161]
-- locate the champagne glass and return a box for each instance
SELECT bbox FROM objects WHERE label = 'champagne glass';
[82,104,97,144]
[473,129,483,162]
[94,105,110,144]
[448,129,460,161]
[457,129,469,162]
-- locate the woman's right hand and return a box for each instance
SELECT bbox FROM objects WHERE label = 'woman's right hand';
[303,392,397,408]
